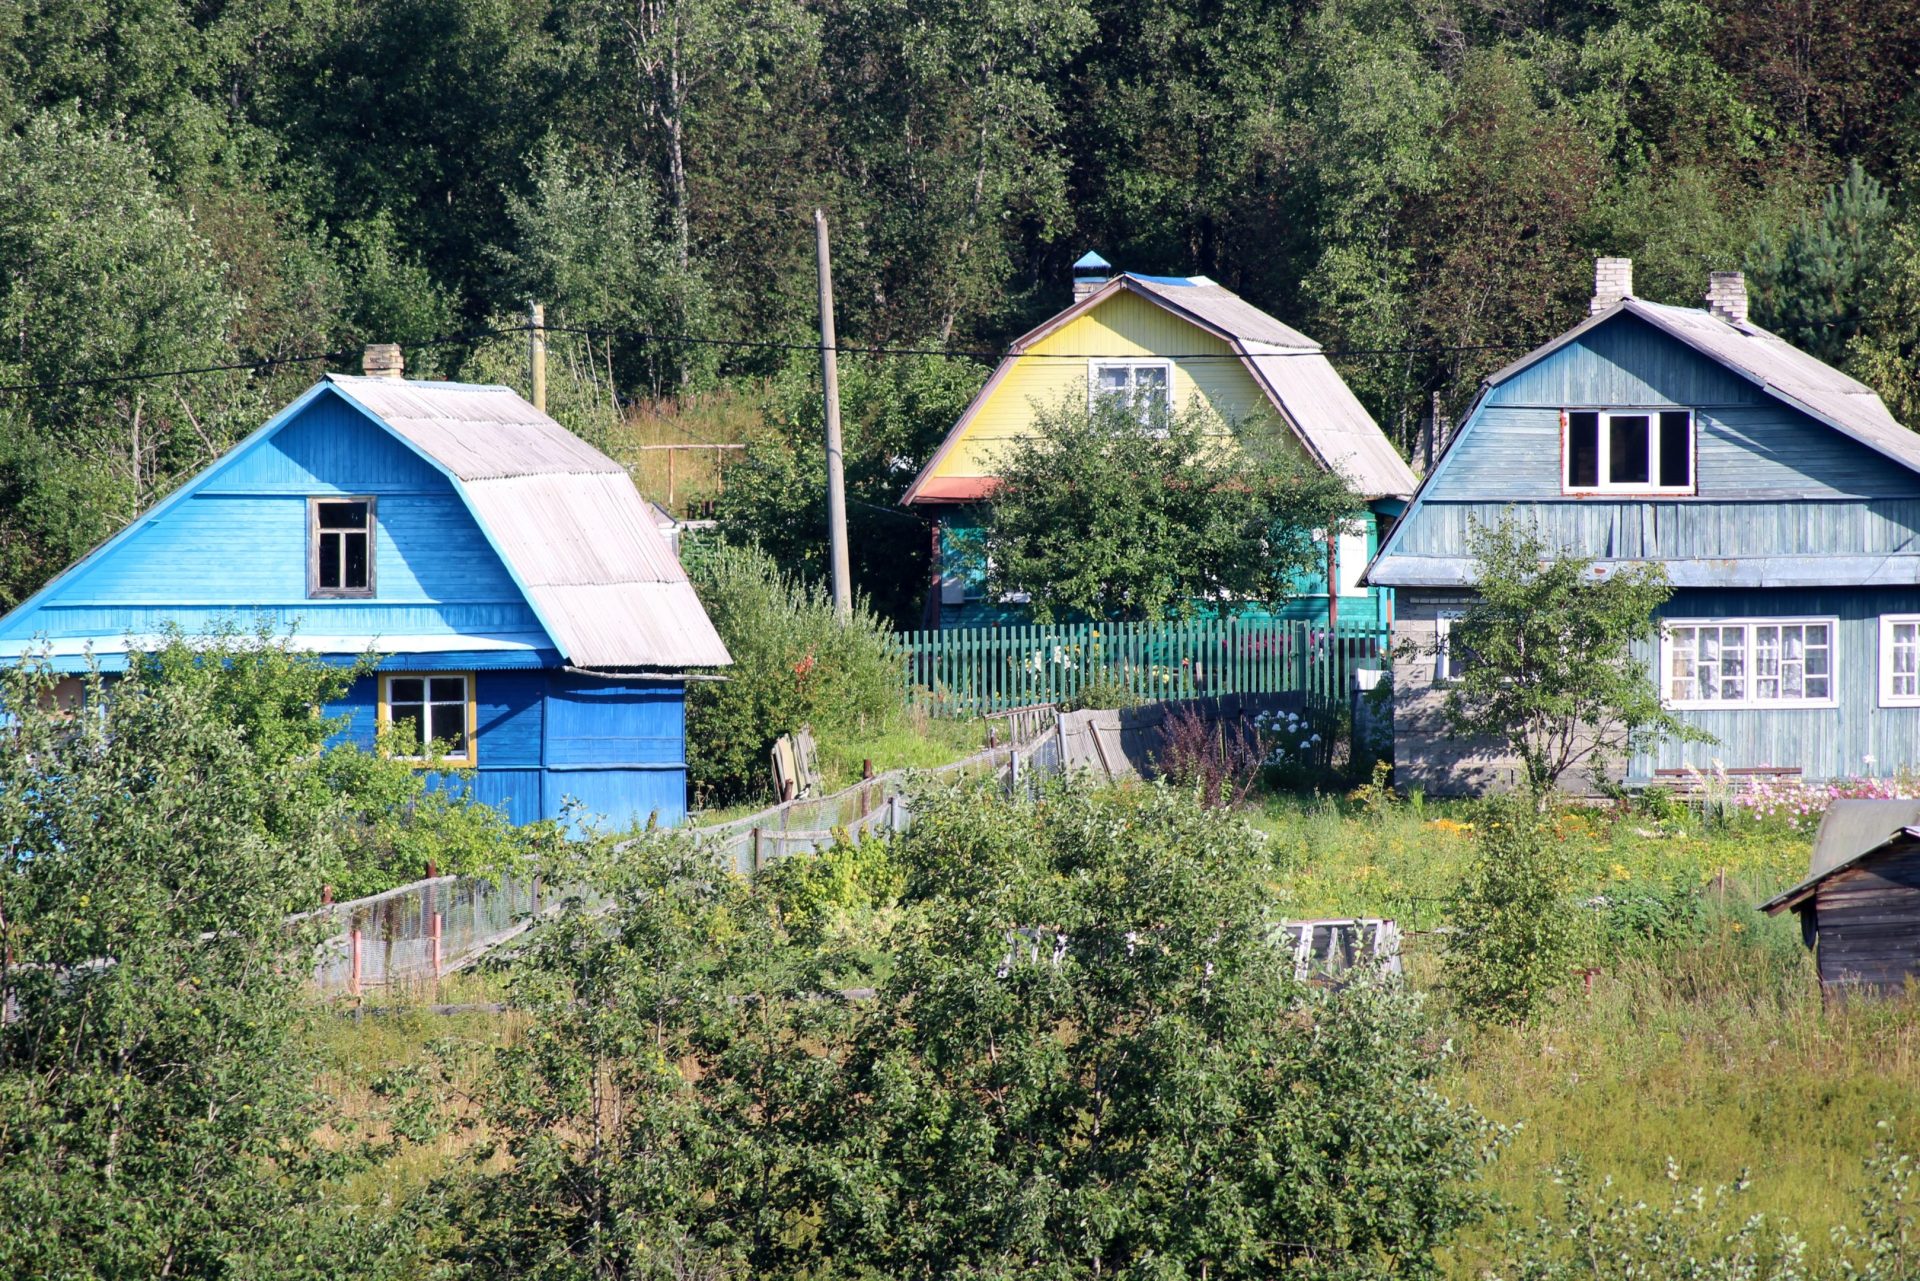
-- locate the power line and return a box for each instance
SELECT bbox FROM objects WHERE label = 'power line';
[0,325,520,396]
[538,321,1533,363]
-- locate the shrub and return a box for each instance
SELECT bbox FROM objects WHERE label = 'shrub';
[1448,795,1581,1025]
[1151,703,1266,807]
[1059,666,1141,710]
[684,540,903,805]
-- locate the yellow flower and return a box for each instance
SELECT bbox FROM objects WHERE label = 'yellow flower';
[1610,863,1632,882]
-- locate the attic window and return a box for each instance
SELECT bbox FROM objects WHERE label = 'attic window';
[1563,410,1693,495]
[1089,359,1171,427]
[309,497,375,597]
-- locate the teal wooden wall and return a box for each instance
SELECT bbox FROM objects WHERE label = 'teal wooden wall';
[933,501,1394,630]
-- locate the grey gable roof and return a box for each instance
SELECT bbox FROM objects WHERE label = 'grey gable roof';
[1759,798,1920,913]
[328,375,731,671]
[1485,299,1920,476]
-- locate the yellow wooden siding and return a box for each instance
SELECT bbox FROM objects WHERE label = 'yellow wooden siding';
[930,291,1286,479]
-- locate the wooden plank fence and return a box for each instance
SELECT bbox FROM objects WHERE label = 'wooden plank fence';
[899,618,1389,717]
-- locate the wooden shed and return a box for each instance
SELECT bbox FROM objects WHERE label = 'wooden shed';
[1761,799,1920,995]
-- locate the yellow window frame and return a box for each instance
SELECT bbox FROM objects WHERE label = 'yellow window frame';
[377,671,478,767]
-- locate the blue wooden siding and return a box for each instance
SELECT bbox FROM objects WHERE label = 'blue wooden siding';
[0,383,696,830]
[1385,307,1920,790]
[328,670,687,827]
[1635,588,1920,781]
[0,392,543,645]
[543,674,688,829]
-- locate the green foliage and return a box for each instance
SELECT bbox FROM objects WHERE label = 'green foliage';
[1448,797,1582,1026]
[435,780,1496,1279]
[760,832,903,942]
[1752,161,1895,362]
[712,350,986,626]
[0,641,398,1276]
[683,540,903,805]
[1443,514,1705,798]
[976,395,1359,622]
[495,137,715,392]
[1058,666,1144,711]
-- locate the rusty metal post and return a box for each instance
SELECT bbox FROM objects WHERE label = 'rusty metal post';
[431,911,444,980]
[348,923,363,996]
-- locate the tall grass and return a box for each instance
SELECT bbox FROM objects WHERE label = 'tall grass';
[1249,790,1920,1271]
[608,384,764,513]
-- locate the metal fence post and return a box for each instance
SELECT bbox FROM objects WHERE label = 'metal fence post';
[348,923,362,997]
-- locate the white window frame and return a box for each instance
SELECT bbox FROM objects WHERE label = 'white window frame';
[1088,358,1172,427]
[1335,528,1371,598]
[1661,617,1838,710]
[1433,610,1466,684]
[1879,615,1920,707]
[308,495,377,598]
[1561,408,1696,496]
[379,672,477,766]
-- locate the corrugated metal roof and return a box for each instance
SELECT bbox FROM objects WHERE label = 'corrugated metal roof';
[1486,300,1919,478]
[1760,799,1920,912]
[1243,345,1420,499]
[328,375,731,669]
[1125,275,1321,350]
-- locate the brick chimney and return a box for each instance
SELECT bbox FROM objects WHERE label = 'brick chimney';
[1704,271,1749,325]
[1072,250,1113,303]
[1590,257,1633,314]
[361,343,405,379]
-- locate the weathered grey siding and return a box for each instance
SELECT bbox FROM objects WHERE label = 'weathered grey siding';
[1630,587,1920,780]
[1813,842,1920,991]
[1390,589,1521,795]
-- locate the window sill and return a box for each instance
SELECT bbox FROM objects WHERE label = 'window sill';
[1561,488,1697,498]
[1664,699,1839,712]
[308,589,376,600]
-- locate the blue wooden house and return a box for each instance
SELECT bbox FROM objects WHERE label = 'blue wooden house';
[0,349,732,826]
[1369,258,1920,792]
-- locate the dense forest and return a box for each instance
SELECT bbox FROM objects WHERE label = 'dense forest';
[3,0,1919,611]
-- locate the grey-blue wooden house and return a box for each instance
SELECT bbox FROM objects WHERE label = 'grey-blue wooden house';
[0,354,732,826]
[1368,259,1920,792]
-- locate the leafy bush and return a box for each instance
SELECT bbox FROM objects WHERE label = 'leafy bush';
[684,541,903,805]
[1058,665,1142,710]
[0,639,410,1275]
[760,831,904,943]
[1151,703,1266,807]
[445,780,1497,1279]
[1449,795,1582,1025]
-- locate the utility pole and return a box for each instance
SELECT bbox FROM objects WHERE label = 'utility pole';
[815,209,852,620]
[529,300,547,414]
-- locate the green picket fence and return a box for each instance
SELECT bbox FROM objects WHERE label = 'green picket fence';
[899,618,1390,717]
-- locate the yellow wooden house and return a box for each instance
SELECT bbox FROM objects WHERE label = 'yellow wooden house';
[902,255,1418,628]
